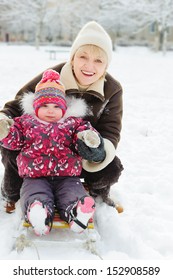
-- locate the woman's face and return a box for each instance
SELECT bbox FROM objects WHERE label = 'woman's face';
[72,46,107,86]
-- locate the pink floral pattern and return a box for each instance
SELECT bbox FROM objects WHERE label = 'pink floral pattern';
[1,114,96,178]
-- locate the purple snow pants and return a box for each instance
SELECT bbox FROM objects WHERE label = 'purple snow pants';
[20,176,88,222]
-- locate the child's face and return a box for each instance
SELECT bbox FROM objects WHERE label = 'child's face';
[37,103,63,122]
[72,46,107,86]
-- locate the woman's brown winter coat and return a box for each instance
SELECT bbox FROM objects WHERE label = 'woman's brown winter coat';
[0,62,123,148]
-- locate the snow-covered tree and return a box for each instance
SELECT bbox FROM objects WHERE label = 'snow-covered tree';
[0,0,101,46]
[48,0,100,43]
[98,0,173,52]
[133,0,173,53]
[0,0,54,48]
[98,0,135,49]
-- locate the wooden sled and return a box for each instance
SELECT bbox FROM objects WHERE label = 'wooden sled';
[20,209,97,257]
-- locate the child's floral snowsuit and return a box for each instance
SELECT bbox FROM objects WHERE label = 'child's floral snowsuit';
[1,114,97,178]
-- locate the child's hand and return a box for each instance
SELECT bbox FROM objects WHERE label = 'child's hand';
[0,118,14,140]
[77,130,106,162]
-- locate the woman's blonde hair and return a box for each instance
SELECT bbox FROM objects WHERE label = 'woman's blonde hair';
[72,44,108,63]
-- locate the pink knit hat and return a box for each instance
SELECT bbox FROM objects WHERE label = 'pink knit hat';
[33,69,67,116]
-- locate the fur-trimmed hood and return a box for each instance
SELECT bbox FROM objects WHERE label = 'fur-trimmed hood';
[20,92,92,120]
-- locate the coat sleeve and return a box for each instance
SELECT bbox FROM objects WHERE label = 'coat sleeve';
[0,118,24,151]
[95,88,123,149]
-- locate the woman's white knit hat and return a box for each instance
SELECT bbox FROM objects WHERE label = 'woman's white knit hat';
[70,21,112,65]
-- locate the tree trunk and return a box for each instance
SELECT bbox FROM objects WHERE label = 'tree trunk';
[162,29,167,55]
[35,21,42,50]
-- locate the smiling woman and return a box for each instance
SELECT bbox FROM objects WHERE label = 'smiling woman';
[0,21,124,213]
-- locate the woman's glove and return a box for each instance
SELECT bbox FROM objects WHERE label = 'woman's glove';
[0,117,14,140]
[77,130,106,162]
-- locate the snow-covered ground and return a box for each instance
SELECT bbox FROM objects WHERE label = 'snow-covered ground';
[0,44,173,265]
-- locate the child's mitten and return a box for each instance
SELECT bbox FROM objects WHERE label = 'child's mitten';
[0,118,14,140]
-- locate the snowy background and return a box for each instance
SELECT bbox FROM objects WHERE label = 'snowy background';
[0,44,173,260]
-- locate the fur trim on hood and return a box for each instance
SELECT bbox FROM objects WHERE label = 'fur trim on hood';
[20,92,92,119]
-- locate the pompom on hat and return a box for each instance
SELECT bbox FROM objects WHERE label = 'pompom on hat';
[70,21,113,65]
[33,69,67,116]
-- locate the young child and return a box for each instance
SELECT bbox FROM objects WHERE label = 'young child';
[0,69,106,236]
